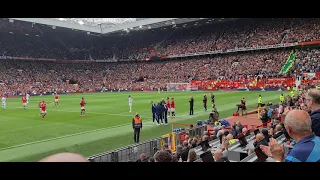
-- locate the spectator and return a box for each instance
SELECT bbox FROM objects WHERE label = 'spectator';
[163,143,172,154]
[261,129,271,143]
[306,89,320,136]
[241,128,250,137]
[272,124,284,139]
[187,149,197,162]
[136,153,148,162]
[180,141,189,161]
[213,149,230,162]
[261,110,320,162]
[154,150,172,162]
[253,133,269,152]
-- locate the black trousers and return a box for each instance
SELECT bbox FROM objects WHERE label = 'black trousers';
[164,110,168,124]
[152,112,156,122]
[134,128,141,143]
[190,105,194,115]
[204,103,207,111]
[157,114,162,123]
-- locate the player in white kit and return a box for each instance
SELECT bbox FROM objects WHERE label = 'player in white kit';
[26,93,30,104]
[128,95,133,112]
[2,96,6,110]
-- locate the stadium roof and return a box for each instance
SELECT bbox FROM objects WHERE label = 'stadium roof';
[8,18,226,34]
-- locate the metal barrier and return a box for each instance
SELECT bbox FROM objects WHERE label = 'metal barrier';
[115,138,161,162]
[88,152,114,162]
[187,125,207,138]
[88,125,207,162]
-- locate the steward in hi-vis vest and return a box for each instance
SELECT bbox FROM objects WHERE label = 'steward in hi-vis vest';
[280,93,285,103]
[257,95,263,108]
[132,113,142,143]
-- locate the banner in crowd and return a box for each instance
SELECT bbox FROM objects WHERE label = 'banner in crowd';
[298,40,320,46]
[303,73,316,79]
[191,78,297,90]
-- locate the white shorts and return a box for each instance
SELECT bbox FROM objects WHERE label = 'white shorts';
[26,98,29,101]
[41,110,47,114]
[170,108,175,112]
[23,103,26,106]
[39,108,42,112]
[55,99,59,102]
[2,103,6,106]
[129,103,132,107]
[81,107,85,110]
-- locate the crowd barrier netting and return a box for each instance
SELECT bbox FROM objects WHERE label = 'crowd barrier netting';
[88,125,206,162]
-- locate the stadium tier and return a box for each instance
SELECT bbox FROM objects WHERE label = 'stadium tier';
[0,18,319,162]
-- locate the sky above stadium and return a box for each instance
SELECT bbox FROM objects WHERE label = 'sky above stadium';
[52,18,148,27]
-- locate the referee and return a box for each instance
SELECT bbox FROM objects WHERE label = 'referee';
[132,112,142,143]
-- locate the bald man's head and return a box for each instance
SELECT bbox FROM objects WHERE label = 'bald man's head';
[39,153,89,162]
[285,110,312,133]
[214,149,223,160]
[242,128,248,134]
[256,133,264,142]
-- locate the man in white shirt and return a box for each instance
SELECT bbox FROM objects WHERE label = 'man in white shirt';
[128,95,133,112]
[2,96,6,110]
[26,93,30,104]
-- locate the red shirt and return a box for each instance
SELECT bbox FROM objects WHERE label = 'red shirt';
[80,100,85,107]
[22,97,27,103]
[171,100,175,108]
[55,95,59,99]
[41,103,46,111]
[167,100,171,108]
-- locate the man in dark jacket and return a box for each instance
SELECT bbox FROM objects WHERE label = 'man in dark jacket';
[163,102,168,125]
[306,89,320,136]
[189,96,194,115]
[151,101,156,124]
[156,103,163,125]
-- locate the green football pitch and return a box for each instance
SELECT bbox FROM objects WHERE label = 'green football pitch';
[0,91,285,162]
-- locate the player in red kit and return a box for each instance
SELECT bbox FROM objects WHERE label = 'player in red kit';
[170,97,175,117]
[166,97,171,117]
[80,97,86,117]
[40,101,47,119]
[54,93,59,106]
[22,96,27,110]
[38,100,44,116]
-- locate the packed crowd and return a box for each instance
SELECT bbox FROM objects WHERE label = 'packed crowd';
[0,48,293,95]
[133,89,320,162]
[294,48,320,74]
[0,18,319,60]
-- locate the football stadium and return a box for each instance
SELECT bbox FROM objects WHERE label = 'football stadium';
[0,18,320,162]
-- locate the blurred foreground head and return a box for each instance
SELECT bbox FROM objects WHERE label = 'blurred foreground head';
[39,153,89,162]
